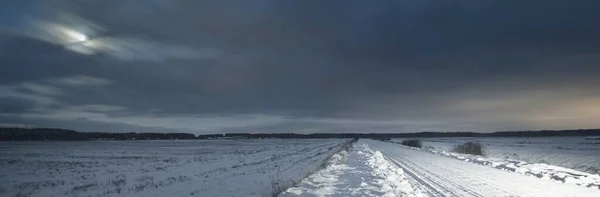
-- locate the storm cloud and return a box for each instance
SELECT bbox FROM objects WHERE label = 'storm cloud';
[1,0,600,133]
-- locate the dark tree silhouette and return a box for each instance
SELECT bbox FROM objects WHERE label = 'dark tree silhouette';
[2,127,599,141]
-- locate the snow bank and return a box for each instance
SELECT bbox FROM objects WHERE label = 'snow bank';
[281,143,425,197]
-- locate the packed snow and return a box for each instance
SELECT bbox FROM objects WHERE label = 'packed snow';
[0,139,349,197]
[281,143,425,197]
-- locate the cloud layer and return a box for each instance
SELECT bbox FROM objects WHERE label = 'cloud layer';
[1,0,600,134]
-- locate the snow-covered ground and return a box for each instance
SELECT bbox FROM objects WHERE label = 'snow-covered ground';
[283,140,599,197]
[281,143,425,197]
[390,137,600,189]
[419,146,600,189]
[391,137,600,174]
[0,139,348,197]
[3,138,599,197]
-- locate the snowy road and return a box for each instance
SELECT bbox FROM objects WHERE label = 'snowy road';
[281,142,426,197]
[283,140,599,197]
[364,140,599,197]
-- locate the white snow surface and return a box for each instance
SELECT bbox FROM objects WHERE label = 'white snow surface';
[0,139,348,197]
[391,137,600,174]
[365,139,600,197]
[281,143,425,197]
[3,139,599,197]
[423,147,600,189]
[390,137,600,189]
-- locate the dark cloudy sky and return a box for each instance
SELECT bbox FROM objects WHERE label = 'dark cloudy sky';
[1,0,600,134]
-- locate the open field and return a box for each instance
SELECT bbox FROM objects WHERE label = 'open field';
[1,138,599,197]
[0,139,349,197]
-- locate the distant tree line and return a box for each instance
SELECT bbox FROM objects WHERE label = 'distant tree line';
[0,128,195,141]
[84,132,196,140]
[211,129,600,139]
[1,127,599,141]
[0,127,87,141]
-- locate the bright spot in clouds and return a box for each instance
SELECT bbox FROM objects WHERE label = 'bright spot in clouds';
[64,29,88,42]
[19,14,216,62]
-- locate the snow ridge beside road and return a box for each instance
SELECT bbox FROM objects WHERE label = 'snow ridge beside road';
[280,142,425,197]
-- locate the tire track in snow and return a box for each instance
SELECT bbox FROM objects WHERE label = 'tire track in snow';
[385,155,484,197]
[383,155,450,197]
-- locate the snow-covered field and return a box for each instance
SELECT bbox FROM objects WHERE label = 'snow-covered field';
[2,138,599,197]
[391,137,600,174]
[0,139,349,197]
